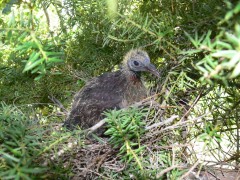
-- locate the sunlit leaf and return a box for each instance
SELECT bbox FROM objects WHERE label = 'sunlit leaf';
[233,2,240,14]
[212,50,237,58]
[230,61,240,78]
[225,32,239,47]
[225,52,240,68]
[197,65,209,73]
[215,41,232,49]
[106,0,118,19]
[23,58,44,73]
[0,151,19,162]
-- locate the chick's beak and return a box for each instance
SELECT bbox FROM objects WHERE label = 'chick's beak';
[146,63,160,78]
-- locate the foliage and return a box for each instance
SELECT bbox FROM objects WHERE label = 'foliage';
[180,1,240,168]
[1,0,64,79]
[183,2,240,84]
[0,0,72,107]
[17,32,64,79]
[102,107,188,179]
[0,102,47,179]
[104,108,146,170]
[0,102,85,179]
[0,0,240,179]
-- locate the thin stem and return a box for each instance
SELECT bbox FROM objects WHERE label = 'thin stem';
[125,139,143,170]
[236,108,239,166]
[30,32,48,61]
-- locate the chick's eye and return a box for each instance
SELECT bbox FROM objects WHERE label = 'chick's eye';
[133,60,139,66]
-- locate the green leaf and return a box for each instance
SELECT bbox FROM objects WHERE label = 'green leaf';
[20,167,47,174]
[235,24,240,37]
[216,41,232,49]
[105,129,113,135]
[23,58,44,73]
[206,56,216,68]
[204,64,213,72]
[47,58,64,63]
[212,50,238,58]
[224,11,234,21]
[184,31,199,48]
[230,61,240,78]
[233,2,240,14]
[225,32,239,47]
[202,31,212,47]
[18,32,28,41]
[18,172,31,180]
[197,66,209,74]
[127,155,134,163]
[198,133,208,140]
[225,53,240,68]
[180,49,202,55]
[34,75,44,81]
[0,151,19,162]
[0,171,16,179]
[29,52,40,62]
[7,147,22,157]
[15,42,38,51]
[45,51,64,56]
[30,65,42,74]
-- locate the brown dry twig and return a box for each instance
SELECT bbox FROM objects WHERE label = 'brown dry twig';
[179,160,200,179]
[156,164,186,178]
[148,113,209,137]
[48,95,68,113]
[145,115,179,130]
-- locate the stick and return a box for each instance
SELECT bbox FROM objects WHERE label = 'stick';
[145,115,179,130]
[179,160,200,180]
[156,165,185,178]
[48,95,68,113]
[86,119,106,134]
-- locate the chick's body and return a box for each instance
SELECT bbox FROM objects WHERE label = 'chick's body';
[65,70,146,129]
[63,49,159,132]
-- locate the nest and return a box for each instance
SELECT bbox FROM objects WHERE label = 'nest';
[47,91,240,179]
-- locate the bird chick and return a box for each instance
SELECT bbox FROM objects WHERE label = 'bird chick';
[63,49,159,134]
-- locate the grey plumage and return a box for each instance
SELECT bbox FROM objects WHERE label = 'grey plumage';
[63,49,159,133]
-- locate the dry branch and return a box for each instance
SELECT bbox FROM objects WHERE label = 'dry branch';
[145,115,179,130]
[156,164,185,178]
[179,160,200,180]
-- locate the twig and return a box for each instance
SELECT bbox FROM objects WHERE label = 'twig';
[179,89,203,122]
[179,160,200,180]
[150,113,209,136]
[145,115,179,130]
[48,95,68,113]
[156,165,185,178]
[204,170,221,180]
[86,118,106,134]
[150,143,191,150]
[96,150,112,171]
